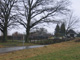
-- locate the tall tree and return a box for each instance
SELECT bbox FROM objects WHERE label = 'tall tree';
[61,12,80,35]
[60,23,65,36]
[0,0,17,42]
[17,0,70,42]
[54,24,60,37]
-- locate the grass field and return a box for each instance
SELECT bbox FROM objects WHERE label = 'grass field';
[0,40,37,48]
[0,38,80,60]
[26,44,80,60]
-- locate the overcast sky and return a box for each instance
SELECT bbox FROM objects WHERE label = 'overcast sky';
[70,0,80,32]
[1,0,80,35]
[71,0,80,16]
[9,0,80,35]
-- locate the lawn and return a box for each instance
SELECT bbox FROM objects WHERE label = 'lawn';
[0,38,80,60]
[26,44,80,60]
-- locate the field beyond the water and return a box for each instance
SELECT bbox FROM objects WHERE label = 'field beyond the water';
[0,40,37,48]
[0,38,80,60]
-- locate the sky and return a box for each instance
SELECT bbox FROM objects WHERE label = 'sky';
[70,0,80,16]
[1,0,80,35]
[8,0,80,35]
[70,0,80,32]
[71,0,80,22]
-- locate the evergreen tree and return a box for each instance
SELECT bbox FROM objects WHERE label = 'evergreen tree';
[55,24,60,37]
[60,23,65,36]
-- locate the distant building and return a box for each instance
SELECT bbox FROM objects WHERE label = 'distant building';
[77,33,80,37]
[67,29,77,38]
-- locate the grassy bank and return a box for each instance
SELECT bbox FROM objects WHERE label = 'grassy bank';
[0,38,80,60]
[26,43,80,60]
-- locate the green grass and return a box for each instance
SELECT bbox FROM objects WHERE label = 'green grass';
[0,40,37,48]
[26,46,80,60]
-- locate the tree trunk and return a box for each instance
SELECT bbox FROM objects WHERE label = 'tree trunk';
[2,28,7,42]
[25,5,31,43]
[25,29,30,43]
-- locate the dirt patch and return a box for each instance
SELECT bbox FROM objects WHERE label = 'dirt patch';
[0,45,4,48]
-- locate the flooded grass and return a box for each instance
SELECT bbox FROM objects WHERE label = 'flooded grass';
[0,40,37,48]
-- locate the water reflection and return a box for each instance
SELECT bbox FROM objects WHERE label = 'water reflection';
[0,45,46,54]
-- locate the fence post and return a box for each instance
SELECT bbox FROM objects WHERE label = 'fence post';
[23,35,25,46]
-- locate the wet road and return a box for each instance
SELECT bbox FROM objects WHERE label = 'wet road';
[0,45,46,54]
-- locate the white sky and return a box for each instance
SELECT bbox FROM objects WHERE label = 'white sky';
[9,0,80,35]
[70,0,80,16]
[70,0,80,33]
[1,0,80,35]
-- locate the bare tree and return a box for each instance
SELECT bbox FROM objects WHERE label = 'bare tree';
[61,12,80,34]
[35,28,48,35]
[17,0,70,42]
[0,0,17,42]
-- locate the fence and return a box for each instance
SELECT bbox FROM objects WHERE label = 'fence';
[0,36,23,42]
[0,36,73,44]
[29,38,72,44]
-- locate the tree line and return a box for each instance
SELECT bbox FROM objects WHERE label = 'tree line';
[0,0,79,42]
[55,23,65,37]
